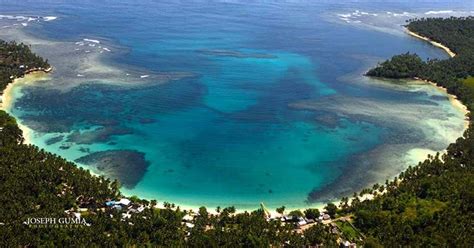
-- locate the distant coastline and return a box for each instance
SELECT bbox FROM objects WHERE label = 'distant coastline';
[405,27,469,127]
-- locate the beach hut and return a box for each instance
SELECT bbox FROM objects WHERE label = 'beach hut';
[182,214,194,222]
[297,217,307,227]
[305,218,315,224]
[322,214,331,220]
[342,240,357,248]
[118,198,131,206]
[283,215,292,222]
[112,205,123,210]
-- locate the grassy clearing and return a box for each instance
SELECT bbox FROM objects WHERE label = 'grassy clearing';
[335,220,360,241]
[402,198,447,221]
[463,77,474,89]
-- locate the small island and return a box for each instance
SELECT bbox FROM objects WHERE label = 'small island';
[0,17,473,247]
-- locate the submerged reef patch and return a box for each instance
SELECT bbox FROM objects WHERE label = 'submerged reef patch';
[45,135,64,145]
[293,91,466,203]
[66,126,133,144]
[313,112,341,129]
[196,49,277,59]
[75,150,149,189]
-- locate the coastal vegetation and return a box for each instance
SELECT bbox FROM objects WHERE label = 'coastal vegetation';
[0,40,49,93]
[368,16,474,110]
[0,17,473,246]
[0,40,343,247]
[362,16,474,246]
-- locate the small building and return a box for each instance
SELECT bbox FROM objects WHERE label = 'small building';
[297,217,307,227]
[106,198,131,208]
[283,215,294,222]
[128,208,139,214]
[322,214,331,220]
[330,223,340,234]
[128,206,145,214]
[118,198,131,206]
[182,214,194,223]
[342,240,357,248]
[112,205,123,211]
[305,218,315,224]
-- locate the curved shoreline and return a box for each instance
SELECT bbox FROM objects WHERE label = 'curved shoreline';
[416,78,470,127]
[405,27,469,127]
[0,71,50,145]
[339,28,471,210]
[1,75,34,145]
[5,78,470,215]
[1,27,471,215]
[305,28,470,212]
[406,28,456,58]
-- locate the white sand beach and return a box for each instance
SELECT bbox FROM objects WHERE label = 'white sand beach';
[0,71,50,144]
[406,29,456,58]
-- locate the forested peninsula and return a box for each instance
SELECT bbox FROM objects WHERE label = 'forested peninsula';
[0,17,473,247]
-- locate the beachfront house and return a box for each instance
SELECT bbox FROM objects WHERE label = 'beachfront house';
[106,198,131,210]
[319,213,330,221]
[118,198,131,206]
[297,217,307,227]
[342,240,357,248]
[182,214,194,223]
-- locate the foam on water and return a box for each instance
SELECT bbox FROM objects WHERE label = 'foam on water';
[1,1,471,210]
[83,38,100,44]
[425,10,454,15]
[43,16,57,21]
[332,9,473,36]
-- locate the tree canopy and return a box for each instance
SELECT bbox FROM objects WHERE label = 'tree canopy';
[1,17,473,246]
[361,17,474,246]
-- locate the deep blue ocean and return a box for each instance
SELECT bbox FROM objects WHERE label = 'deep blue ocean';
[0,0,472,210]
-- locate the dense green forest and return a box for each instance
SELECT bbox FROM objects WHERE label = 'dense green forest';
[363,17,474,246]
[367,16,474,110]
[0,40,50,93]
[0,39,342,247]
[0,17,473,246]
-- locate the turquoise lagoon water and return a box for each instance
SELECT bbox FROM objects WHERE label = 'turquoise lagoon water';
[0,1,471,209]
